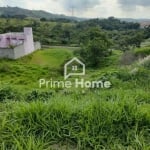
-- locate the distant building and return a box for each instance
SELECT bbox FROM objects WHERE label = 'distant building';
[0,27,41,59]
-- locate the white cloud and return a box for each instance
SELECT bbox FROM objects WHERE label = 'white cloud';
[60,0,101,11]
[25,0,64,14]
[0,0,150,18]
[1,0,26,7]
[118,0,150,7]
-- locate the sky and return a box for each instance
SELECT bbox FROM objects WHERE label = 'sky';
[0,0,150,18]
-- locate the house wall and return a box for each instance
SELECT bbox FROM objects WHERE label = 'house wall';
[0,48,14,59]
[13,44,26,59]
[0,45,26,59]
[0,41,41,59]
[0,33,25,48]
[13,42,39,59]
[0,34,10,48]
[0,27,41,59]
[0,47,25,59]
[23,28,34,55]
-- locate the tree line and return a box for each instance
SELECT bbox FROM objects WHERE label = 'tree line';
[0,17,150,67]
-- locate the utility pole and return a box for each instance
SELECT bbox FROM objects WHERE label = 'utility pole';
[71,6,74,17]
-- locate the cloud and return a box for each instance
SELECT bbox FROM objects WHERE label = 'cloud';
[1,0,150,18]
[1,0,26,7]
[118,0,150,8]
[61,0,101,11]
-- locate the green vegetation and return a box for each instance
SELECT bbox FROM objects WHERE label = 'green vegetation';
[29,49,72,68]
[0,6,77,20]
[0,16,149,47]
[78,17,140,30]
[0,46,150,149]
[77,28,112,67]
[134,47,150,57]
[0,12,150,149]
[0,48,73,90]
[0,91,150,150]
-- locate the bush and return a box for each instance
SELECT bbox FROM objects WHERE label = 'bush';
[0,64,11,73]
[134,47,150,58]
[138,55,150,68]
[116,69,132,81]
[0,87,21,102]
[133,68,150,79]
[26,90,54,102]
[79,28,112,67]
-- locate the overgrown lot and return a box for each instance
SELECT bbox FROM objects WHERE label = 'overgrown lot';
[0,47,150,150]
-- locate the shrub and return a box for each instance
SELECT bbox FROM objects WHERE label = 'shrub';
[138,55,150,68]
[0,64,11,73]
[26,90,54,102]
[116,69,132,81]
[79,28,112,67]
[134,47,150,58]
[0,87,21,102]
[133,68,150,79]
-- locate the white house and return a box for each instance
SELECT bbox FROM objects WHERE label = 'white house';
[0,27,41,59]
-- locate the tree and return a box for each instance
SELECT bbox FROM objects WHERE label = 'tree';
[117,31,144,52]
[40,18,47,22]
[79,28,112,67]
[144,25,150,39]
[128,32,144,48]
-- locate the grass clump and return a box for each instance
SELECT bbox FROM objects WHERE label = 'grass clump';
[26,90,54,102]
[137,55,150,68]
[0,94,150,150]
[134,47,150,58]
[0,86,21,102]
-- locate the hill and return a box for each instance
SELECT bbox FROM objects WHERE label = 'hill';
[119,18,150,28]
[120,18,150,23]
[0,6,83,21]
[1,6,150,24]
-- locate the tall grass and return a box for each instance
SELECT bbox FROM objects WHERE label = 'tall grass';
[0,89,150,150]
[0,48,150,149]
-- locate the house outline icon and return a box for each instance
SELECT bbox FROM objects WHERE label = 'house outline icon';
[64,57,85,79]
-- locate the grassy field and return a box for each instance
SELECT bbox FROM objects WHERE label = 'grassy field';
[0,48,72,90]
[0,47,150,150]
